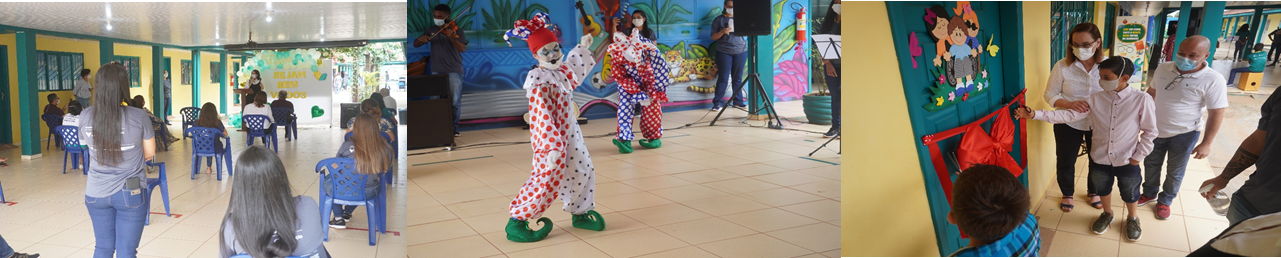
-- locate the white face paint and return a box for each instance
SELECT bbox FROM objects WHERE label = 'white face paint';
[535,42,564,69]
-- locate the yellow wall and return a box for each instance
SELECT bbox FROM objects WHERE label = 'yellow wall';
[1261,14,1281,46]
[197,52,231,112]
[1023,1,1056,205]
[3,35,105,145]
[841,2,1056,255]
[163,49,192,114]
[113,43,155,108]
[841,1,938,256]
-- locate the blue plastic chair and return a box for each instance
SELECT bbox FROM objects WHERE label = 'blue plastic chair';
[272,107,298,141]
[315,157,383,246]
[180,107,200,140]
[144,160,170,225]
[186,127,233,180]
[244,115,278,153]
[55,126,89,175]
[1,178,5,204]
[43,114,63,150]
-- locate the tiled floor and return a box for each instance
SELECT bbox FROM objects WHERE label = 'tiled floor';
[1032,155,1231,257]
[0,121,408,258]
[407,100,842,258]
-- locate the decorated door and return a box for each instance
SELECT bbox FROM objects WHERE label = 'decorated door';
[886,1,1028,255]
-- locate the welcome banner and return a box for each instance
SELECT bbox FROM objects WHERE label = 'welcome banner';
[237,50,334,125]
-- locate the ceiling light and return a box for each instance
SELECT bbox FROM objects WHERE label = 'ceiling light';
[106,24,113,31]
[266,16,273,22]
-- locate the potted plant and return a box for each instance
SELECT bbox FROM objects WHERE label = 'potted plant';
[802,45,833,125]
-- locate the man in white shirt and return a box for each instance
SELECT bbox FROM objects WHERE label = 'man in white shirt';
[73,68,92,106]
[1140,36,1230,220]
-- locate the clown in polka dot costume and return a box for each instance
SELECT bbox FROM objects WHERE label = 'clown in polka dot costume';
[502,12,606,243]
[608,28,671,153]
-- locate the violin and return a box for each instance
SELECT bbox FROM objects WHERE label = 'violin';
[415,5,472,47]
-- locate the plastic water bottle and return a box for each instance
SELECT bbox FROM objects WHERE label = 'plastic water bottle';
[1200,184,1231,217]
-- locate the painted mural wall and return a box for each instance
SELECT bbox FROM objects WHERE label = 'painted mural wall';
[408,0,811,123]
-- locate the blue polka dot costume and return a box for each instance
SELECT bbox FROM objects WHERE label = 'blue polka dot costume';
[608,29,671,143]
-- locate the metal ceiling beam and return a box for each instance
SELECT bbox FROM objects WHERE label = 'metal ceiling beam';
[0,23,256,56]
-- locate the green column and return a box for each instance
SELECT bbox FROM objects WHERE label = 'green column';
[220,53,227,114]
[152,46,164,117]
[1174,1,1191,52]
[193,50,201,107]
[1201,2,1226,67]
[100,40,114,67]
[1253,9,1266,50]
[16,31,39,157]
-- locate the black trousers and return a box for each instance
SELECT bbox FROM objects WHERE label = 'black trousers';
[1054,124,1096,197]
[826,62,841,127]
[1272,45,1281,62]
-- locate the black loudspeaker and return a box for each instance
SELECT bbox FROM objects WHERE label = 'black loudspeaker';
[732,0,772,36]
[339,103,361,129]
[407,74,455,149]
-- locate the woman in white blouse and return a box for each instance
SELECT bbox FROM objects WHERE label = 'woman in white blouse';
[1045,22,1104,212]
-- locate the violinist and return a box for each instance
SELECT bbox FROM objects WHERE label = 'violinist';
[416,4,468,137]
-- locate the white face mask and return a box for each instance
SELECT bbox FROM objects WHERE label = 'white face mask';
[434,19,446,26]
[1075,47,1094,61]
[633,19,644,27]
[1098,78,1120,92]
[726,8,734,15]
[831,4,841,15]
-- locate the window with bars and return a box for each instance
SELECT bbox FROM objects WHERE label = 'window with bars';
[110,56,141,88]
[36,51,85,92]
[181,60,193,85]
[210,61,222,83]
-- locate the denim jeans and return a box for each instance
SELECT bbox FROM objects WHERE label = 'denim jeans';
[1226,67,1252,84]
[164,97,171,122]
[1090,162,1142,203]
[78,97,91,107]
[1143,131,1200,206]
[825,62,841,126]
[0,234,14,258]
[86,186,149,258]
[433,72,462,134]
[713,50,747,108]
[1227,191,1262,226]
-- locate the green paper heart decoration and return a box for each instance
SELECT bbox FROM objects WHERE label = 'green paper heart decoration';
[311,105,325,118]
[319,73,328,81]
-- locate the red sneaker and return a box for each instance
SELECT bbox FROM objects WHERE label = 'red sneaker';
[1136,195,1157,207]
[1155,204,1171,220]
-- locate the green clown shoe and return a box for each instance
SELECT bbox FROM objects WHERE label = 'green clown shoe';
[638,139,662,149]
[572,210,606,231]
[506,217,553,242]
[612,139,633,154]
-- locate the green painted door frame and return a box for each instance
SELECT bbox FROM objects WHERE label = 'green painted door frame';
[220,53,228,114]
[1201,2,1226,66]
[193,50,201,107]
[100,40,114,67]
[1174,1,1192,53]
[17,31,39,156]
[0,46,9,145]
[152,46,164,117]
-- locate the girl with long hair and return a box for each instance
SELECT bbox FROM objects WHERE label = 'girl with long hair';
[610,10,658,42]
[1044,22,1105,212]
[196,102,230,172]
[327,114,391,228]
[80,62,156,258]
[219,146,329,258]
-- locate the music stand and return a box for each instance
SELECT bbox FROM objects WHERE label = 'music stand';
[808,34,841,157]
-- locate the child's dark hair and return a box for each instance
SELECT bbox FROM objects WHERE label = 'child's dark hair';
[951,164,1030,241]
[1255,43,1266,51]
[67,101,83,116]
[1099,56,1135,77]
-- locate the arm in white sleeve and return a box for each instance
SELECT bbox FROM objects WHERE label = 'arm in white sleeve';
[1032,109,1088,124]
[1132,95,1159,161]
[1044,62,1066,107]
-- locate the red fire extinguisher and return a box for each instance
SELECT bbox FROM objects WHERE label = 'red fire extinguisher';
[796,6,807,43]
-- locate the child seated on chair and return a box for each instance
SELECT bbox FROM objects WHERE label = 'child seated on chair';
[1229,43,1268,85]
[947,164,1039,257]
[43,93,64,118]
[1015,56,1156,242]
[327,114,391,229]
[219,146,330,258]
[196,103,230,173]
[62,101,83,127]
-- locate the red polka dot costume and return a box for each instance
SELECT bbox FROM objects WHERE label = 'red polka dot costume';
[608,29,671,144]
[504,13,599,222]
